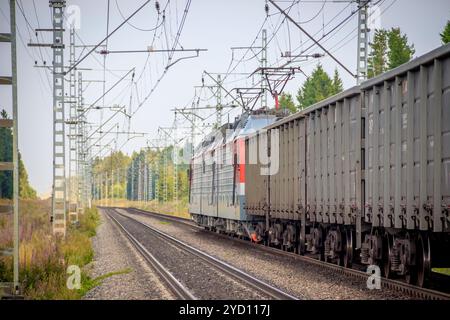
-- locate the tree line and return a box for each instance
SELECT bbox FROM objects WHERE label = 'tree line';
[92,147,189,203]
[0,110,37,199]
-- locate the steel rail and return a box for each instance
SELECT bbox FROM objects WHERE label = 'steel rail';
[104,208,196,300]
[111,208,298,300]
[122,207,450,300]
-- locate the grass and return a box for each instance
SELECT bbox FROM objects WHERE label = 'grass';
[78,268,132,297]
[432,268,450,276]
[0,200,103,299]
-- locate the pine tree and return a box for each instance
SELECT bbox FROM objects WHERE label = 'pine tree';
[278,93,297,114]
[367,28,414,78]
[441,20,450,44]
[332,68,343,95]
[367,29,388,78]
[296,64,335,109]
[387,27,415,69]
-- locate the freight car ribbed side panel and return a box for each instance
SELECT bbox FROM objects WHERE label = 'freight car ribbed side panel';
[303,92,361,226]
[263,118,306,220]
[362,44,450,232]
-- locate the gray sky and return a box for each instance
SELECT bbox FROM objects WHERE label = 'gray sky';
[0,0,449,197]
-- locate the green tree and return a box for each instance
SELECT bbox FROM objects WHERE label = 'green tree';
[332,68,343,94]
[0,109,37,199]
[0,110,13,198]
[387,27,415,69]
[441,20,450,44]
[368,29,388,78]
[18,153,37,199]
[368,28,414,78]
[296,64,337,109]
[278,93,297,114]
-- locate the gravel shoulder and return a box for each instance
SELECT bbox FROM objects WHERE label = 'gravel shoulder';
[83,208,173,300]
[117,208,412,300]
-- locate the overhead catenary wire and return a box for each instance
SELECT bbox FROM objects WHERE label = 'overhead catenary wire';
[269,0,356,78]
[130,0,193,117]
[15,0,52,92]
[115,0,166,32]
[65,0,153,75]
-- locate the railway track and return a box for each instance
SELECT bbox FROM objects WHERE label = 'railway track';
[123,207,450,300]
[105,208,195,300]
[105,207,298,300]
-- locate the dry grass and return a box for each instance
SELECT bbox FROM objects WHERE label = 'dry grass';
[0,199,100,299]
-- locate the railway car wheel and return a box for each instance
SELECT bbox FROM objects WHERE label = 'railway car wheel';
[342,229,353,268]
[382,232,394,279]
[416,233,431,288]
[298,226,306,255]
[404,232,417,285]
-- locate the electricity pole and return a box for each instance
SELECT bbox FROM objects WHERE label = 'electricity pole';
[77,71,85,213]
[28,0,68,234]
[68,27,78,223]
[50,0,67,236]
[261,29,268,109]
[0,0,20,296]
[356,0,370,84]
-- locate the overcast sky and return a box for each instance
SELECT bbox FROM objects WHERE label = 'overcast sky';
[0,0,449,197]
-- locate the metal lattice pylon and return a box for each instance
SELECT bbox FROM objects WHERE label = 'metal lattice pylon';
[356,0,369,84]
[68,27,78,223]
[77,71,85,213]
[0,0,20,296]
[51,0,67,236]
[261,29,268,109]
[173,115,178,206]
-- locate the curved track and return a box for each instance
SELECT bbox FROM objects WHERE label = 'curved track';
[124,207,450,300]
[105,208,298,300]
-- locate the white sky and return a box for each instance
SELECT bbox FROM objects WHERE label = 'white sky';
[0,0,449,197]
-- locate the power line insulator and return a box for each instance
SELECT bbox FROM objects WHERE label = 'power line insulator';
[155,1,160,14]
[265,3,269,16]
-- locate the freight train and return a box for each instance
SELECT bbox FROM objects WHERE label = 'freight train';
[189,44,450,288]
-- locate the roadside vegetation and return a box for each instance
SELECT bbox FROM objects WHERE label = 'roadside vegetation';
[0,200,101,299]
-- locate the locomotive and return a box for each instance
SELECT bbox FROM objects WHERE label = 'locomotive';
[189,44,450,288]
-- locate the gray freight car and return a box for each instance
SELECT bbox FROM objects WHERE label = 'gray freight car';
[242,44,450,287]
[189,44,449,288]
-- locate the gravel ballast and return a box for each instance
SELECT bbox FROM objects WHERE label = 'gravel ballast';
[116,208,412,300]
[109,210,272,300]
[83,208,173,300]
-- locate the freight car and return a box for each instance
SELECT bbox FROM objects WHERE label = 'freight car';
[189,44,450,288]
